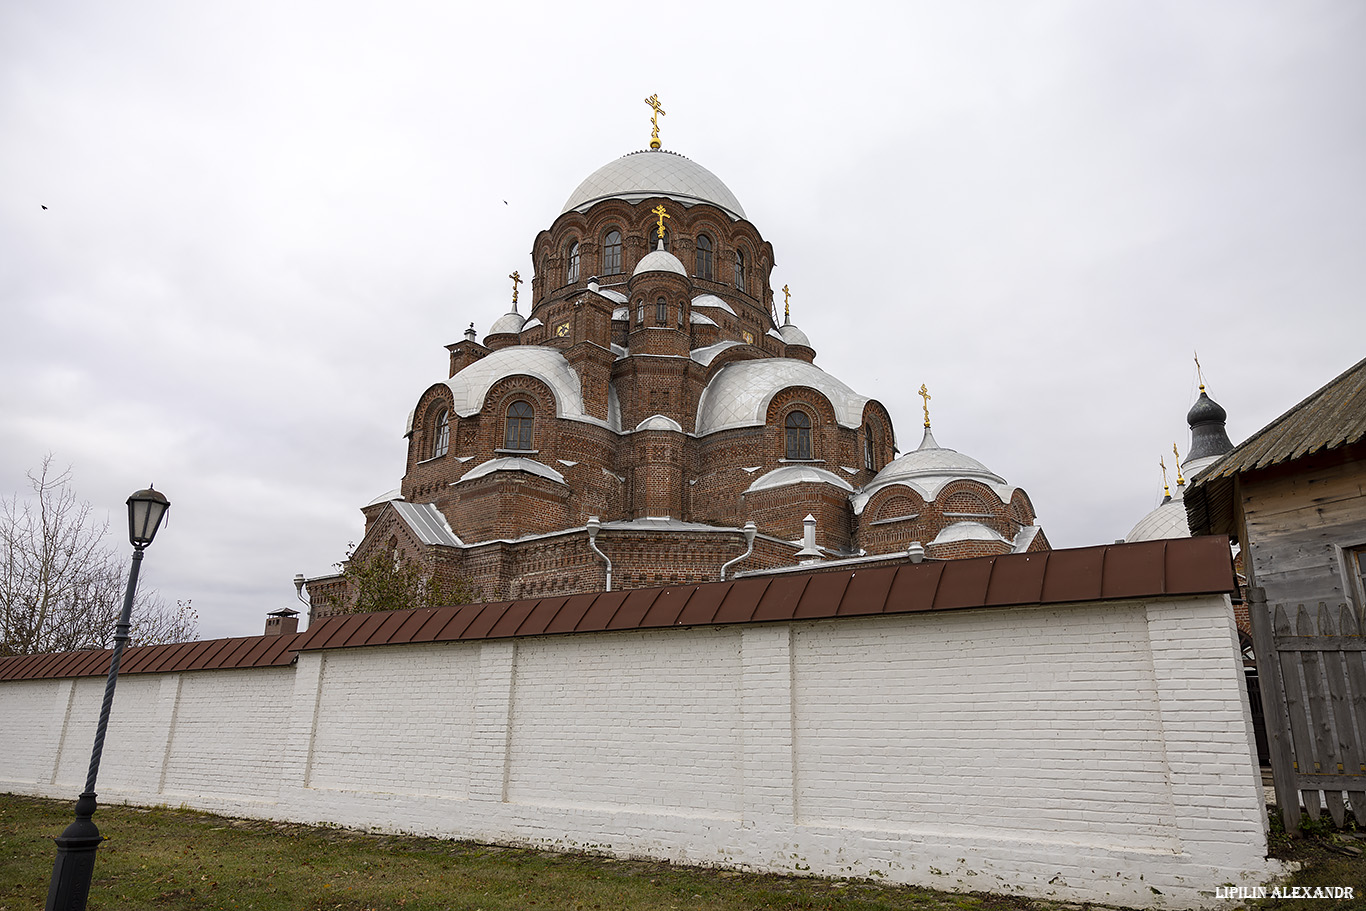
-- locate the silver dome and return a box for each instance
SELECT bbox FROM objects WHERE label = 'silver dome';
[778,322,812,348]
[1125,490,1191,542]
[633,247,687,277]
[852,428,1016,514]
[488,310,526,335]
[746,464,854,494]
[562,150,747,220]
[695,358,872,436]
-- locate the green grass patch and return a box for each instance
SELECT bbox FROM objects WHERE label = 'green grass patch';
[2,792,1359,910]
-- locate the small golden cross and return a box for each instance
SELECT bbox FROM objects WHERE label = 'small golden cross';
[1194,350,1205,392]
[918,383,932,429]
[1160,456,1170,496]
[509,270,521,306]
[1173,442,1185,486]
[781,284,791,321]
[644,94,666,149]
[651,204,670,239]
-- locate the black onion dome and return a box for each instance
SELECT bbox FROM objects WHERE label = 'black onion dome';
[1186,391,1227,426]
[1185,391,1234,463]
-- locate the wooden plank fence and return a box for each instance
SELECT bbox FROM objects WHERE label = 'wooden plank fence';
[1249,586,1366,831]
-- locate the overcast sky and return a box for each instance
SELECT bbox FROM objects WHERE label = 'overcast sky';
[3,1,1363,640]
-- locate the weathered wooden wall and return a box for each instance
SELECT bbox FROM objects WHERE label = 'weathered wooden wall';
[1240,452,1366,608]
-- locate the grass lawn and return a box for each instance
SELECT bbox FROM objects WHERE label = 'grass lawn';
[0,793,1360,910]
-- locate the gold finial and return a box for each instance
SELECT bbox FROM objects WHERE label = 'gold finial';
[918,383,932,429]
[1194,350,1205,393]
[644,94,666,149]
[1173,442,1185,487]
[782,284,791,322]
[508,270,521,308]
[1160,456,1171,497]
[651,204,670,239]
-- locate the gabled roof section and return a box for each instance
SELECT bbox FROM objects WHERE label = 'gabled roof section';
[1187,356,1366,535]
[392,501,463,547]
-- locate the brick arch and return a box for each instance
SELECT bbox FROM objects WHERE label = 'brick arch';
[412,384,456,461]
[872,490,926,523]
[859,400,895,472]
[484,376,558,455]
[942,489,990,515]
[767,386,837,462]
[1008,488,1037,526]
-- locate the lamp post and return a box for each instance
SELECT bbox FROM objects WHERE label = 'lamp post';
[46,486,170,911]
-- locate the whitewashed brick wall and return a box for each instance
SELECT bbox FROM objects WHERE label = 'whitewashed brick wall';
[0,594,1282,909]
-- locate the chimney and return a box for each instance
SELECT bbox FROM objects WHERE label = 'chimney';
[795,514,822,564]
[265,607,300,636]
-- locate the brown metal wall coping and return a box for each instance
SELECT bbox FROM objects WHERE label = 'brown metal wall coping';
[0,539,1238,681]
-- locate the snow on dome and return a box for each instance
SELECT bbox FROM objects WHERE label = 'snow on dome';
[778,322,811,348]
[746,464,854,494]
[459,457,567,486]
[563,149,747,220]
[488,310,526,335]
[696,358,871,436]
[931,521,1010,546]
[444,346,598,424]
[852,427,1015,514]
[635,414,683,432]
[633,244,687,277]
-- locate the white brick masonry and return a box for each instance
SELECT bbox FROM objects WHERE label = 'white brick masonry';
[0,594,1282,909]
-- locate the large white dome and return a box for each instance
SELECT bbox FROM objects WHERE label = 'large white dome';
[562,150,747,220]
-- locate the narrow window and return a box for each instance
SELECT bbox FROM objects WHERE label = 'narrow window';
[656,297,667,326]
[785,411,812,460]
[864,423,874,471]
[696,234,714,280]
[603,230,622,274]
[566,241,580,283]
[734,249,745,292]
[504,401,534,450]
[432,409,450,459]
[677,301,685,327]
[636,298,644,326]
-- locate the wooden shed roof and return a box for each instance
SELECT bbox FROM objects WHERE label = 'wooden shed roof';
[0,536,1237,682]
[1187,356,1366,536]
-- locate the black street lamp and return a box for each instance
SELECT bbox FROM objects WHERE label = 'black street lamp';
[46,486,170,911]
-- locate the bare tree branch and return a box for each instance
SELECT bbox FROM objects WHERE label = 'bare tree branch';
[0,456,199,656]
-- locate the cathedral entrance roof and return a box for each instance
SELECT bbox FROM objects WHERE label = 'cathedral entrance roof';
[695,358,871,435]
[562,149,747,220]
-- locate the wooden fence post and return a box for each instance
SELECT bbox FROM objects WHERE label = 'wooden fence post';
[1248,586,1301,833]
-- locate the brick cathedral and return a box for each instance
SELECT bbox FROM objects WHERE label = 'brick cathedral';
[307,108,1049,617]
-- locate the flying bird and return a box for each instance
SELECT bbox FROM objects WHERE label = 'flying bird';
[41,205,47,210]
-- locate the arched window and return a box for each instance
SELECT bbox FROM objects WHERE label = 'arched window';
[603,230,622,274]
[432,409,450,459]
[504,401,534,450]
[785,410,812,460]
[566,241,580,283]
[648,226,670,251]
[636,297,644,326]
[734,249,745,292]
[696,234,714,279]
[656,297,667,326]
[677,300,685,327]
[863,423,875,471]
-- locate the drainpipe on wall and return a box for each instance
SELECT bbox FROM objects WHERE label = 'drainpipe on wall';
[719,521,758,581]
[586,516,612,592]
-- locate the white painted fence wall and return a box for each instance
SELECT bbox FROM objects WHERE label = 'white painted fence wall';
[0,595,1280,909]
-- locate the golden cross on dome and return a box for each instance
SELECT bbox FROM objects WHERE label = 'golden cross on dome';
[1173,442,1185,486]
[1160,456,1171,497]
[651,204,670,239]
[508,270,521,307]
[918,384,932,429]
[644,94,666,149]
[782,284,791,321]
[1194,350,1206,393]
